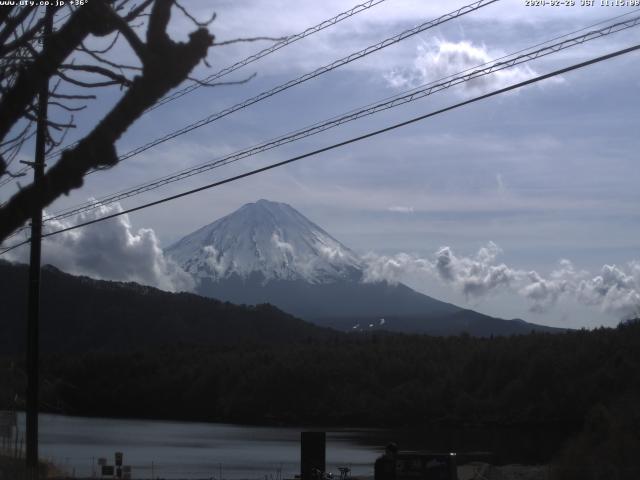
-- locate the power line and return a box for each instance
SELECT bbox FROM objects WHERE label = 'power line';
[5,11,637,244]
[10,0,495,198]
[4,6,637,238]
[41,0,392,163]
[37,14,640,225]
[149,0,391,112]
[0,166,29,188]
[87,0,500,168]
[33,0,518,222]
[5,5,638,193]
[9,13,635,241]
[2,42,638,256]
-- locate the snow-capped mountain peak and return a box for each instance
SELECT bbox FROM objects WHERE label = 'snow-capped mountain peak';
[165,200,362,284]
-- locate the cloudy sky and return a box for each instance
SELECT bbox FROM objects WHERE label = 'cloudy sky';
[3,0,640,328]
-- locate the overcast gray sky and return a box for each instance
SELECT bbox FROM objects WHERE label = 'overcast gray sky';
[3,0,640,328]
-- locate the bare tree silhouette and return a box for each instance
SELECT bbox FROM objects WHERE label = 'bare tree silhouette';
[0,0,225,242]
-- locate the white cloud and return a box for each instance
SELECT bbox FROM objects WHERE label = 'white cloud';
[577,264,640,319]
[519,269,569,314]
[202,245,228,277]
[434,242,516,298]
[271,231,295,257]
[496,173,506,194]
[363,243,640,319]
[5,203,194,293]
[388,205,414,213]
[362,251,431,284]
[385,39,539,93]
[318,244,348,262]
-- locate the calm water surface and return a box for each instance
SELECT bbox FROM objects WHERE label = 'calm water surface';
[20,413,379,479]
[17,413,574,479]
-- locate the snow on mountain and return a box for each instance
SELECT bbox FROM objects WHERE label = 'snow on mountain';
[165,199,363,284]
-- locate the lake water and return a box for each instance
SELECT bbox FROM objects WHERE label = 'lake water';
[16,413,574,479]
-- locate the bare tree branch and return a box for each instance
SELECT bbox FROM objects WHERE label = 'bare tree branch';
[49,92,97,100]
[0,1,114,142]
[174,1,216,28]
[44,114,74,152]
[56,70,124,88]
[82,31,120,55]
[115,0,133,11]
[123,0,155,21]
[23,109,76,131]
[0,7,35,49]
[147,0,172,45]
[0,15,46,56]
[108,12,147,60]
[2,168,27,179]
[60,63,133,86]
[188,71,256,87]
[48,101,87,112]
[0,1,214,242]
[0,121,34,148]
[0,7,17,27]
[79,42,141,71]
[214,36,288,46]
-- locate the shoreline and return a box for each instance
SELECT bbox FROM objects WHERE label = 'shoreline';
[40,465,552,480]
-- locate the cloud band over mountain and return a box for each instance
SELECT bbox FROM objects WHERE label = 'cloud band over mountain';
[4,201,638,322]
[4,203,194,293]
[364,243,640,319]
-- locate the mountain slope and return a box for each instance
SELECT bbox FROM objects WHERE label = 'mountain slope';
[0,261,335,355]
[196,273,460,319]
[166,200,562,336]
[166,199,362,284]
[321,310,564,336]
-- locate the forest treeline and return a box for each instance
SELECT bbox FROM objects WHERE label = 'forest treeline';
[4,319,636,429]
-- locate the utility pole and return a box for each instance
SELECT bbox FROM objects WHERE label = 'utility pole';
[25,7,54,480]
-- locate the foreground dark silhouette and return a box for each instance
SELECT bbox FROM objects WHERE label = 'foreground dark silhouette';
[0,1,214,243]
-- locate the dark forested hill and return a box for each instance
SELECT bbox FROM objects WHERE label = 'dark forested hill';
[0,259,563,352]
[25,320,640,428]
[2,256,639,442]
[0,261,336,354]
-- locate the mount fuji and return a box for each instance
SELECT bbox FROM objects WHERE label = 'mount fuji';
[166,200,560,336]
[166,199,362,285]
